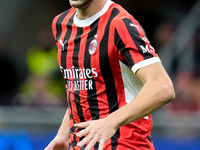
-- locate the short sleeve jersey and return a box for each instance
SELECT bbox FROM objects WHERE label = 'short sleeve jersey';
[52,0,159,149]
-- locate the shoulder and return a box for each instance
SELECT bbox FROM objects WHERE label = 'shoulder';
[108,3,138,28]
[52,7,76,27]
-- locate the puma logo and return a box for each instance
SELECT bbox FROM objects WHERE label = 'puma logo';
[130,23,140,30]
[58,39,67,51]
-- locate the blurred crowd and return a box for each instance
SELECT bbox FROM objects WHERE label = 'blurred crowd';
[0,0,200,115]
[165,27,200,114]
[153,22,200,114]
[0,25,66,107]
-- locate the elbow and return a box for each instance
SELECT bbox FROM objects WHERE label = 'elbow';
[167,88,176,103]
[161,82,176,104]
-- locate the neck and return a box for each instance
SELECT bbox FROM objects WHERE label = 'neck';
[76,0,107,20]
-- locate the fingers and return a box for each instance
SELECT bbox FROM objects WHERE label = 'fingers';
[77,133,93,148]
[75,122,91,138]
[78,134,105,150]
[76,128,88,138]
[74,120,112,150]
[74,121,90,129]
[98,139,106,150]
[75,121,99,149]
[84,136,99,150]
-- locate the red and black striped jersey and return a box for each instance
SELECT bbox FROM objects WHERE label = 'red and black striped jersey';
[52,0,159,149]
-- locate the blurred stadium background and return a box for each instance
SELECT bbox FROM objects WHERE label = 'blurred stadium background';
[0,0,200,149]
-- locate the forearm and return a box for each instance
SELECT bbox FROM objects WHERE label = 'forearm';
[107,64,175,128]
[56,109,70,140]
[108,81,173,128]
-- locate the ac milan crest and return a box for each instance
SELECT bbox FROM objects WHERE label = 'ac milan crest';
[89,38,98,55]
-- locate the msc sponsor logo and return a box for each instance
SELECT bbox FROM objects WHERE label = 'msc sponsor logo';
[140,44,155,53]
[142,36,150,44]
[140,36,155,53]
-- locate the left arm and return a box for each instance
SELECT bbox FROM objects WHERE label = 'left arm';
[107,62,175,127]
[74,62,175,150]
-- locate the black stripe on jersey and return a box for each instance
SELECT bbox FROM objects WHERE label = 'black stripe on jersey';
[69,127,87,150]
[61,13,74,83]
[100,8,119,118]
[60,14,74,122]
[84,19,100,120]
[122,18,153,60]
[99,8,120,150]
[80,146,86,150]
[114,29,133,67]
[73,27,86,123]
[114,28,126,54]
[79,136,86,150]
[55,9,70,42]
[68,92,74,121]
[69,126,76,149]
[57,12,75,120]
[64,13,75,52]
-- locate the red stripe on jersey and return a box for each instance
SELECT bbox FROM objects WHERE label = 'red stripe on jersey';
[52,14,61,65]
[104,139,112,150]
[69,91,81,123]
[108,10,128,109]
[117,117,154,150]
[79,26,93,121]
[52,14,60,40]
[67,91,75,125]
[66,23,82,124]
[115,19,144,64]
[53,8,75,67]
[91,8,114,120]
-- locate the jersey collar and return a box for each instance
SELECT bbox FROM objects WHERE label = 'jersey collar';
[73,0,113,27]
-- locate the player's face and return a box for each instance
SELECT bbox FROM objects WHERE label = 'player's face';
[69,0,93,8]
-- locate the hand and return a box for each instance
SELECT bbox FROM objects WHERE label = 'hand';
[44,135,69,150]
[74,118,118,150]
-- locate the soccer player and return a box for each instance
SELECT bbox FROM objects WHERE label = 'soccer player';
[45,0,175,149]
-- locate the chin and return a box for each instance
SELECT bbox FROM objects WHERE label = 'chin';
[69,0,93,8]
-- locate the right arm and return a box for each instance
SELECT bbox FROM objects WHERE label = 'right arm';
[44,110,70,150]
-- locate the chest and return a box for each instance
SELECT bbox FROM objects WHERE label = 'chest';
[56,22,118,73]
